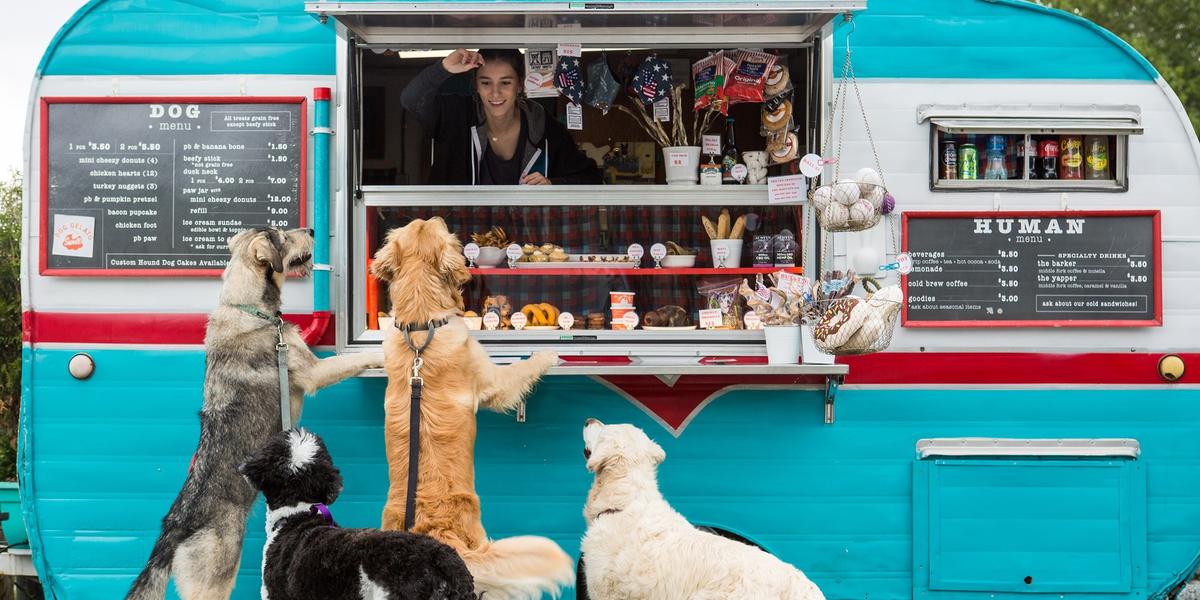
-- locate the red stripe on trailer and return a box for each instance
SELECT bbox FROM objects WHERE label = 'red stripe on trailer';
[840,352,1198,385]
[24,311,337,347]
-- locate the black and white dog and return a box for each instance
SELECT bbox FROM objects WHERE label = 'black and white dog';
[239,428,477,600]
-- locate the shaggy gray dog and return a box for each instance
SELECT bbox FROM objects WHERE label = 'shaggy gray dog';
[126,227,383,600]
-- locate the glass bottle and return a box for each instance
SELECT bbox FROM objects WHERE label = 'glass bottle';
[721,117,739,184]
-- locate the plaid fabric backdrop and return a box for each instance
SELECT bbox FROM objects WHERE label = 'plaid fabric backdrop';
[371,204,802,326]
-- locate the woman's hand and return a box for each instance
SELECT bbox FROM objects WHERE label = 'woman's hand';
[442,49,484,75]
[521,173,552,185]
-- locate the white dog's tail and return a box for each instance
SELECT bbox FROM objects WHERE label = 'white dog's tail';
[460,535,574,600]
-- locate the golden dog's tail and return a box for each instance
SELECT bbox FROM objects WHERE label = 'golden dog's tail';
[460,535,574,600]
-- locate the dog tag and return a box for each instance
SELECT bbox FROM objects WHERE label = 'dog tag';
[744,312,764,330]
[510,311,527,330]
[558,311,575,330]
[463,243,480,267]
[622,311,639,330]
[627,243,644,266]
[483,312,500,330]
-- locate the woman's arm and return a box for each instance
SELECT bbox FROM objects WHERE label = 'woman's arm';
[399,61,456,132]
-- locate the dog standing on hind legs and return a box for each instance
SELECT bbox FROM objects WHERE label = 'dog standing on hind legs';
[371,217,573,600]
[125,228,384,600]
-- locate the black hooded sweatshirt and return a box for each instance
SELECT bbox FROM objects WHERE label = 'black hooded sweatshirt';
[401,62,603,185]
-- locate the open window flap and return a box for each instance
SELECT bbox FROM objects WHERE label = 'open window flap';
[918,104,1144,135]
[305,1,865,47]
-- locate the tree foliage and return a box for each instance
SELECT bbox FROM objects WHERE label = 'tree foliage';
[1038,0,1200,133]
[0,171,20,481]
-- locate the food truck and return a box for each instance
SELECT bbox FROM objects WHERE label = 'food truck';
[16,0,1200,598]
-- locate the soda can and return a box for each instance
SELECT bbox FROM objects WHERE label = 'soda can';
[1038,138,1059,180]
[959,143,978,180]
[1084,135,1109,179]
[942,140,958,180]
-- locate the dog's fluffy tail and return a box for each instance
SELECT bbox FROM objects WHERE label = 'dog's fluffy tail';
[460,535,574,600]
[123,523,185,600]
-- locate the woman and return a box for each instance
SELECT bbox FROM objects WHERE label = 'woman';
[402,48,602,185]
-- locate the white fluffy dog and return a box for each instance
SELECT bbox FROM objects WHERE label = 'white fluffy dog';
[579,419,826,600]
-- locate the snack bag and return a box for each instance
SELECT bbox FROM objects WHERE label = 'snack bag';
[693,52,721,111]
[698,278,744,330]
[585,56,620,114]
[724,49,777,105]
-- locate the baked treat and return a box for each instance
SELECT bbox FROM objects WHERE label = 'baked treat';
[761,99,792,132]
[765,63,790,97]
[813,296,866,349]
[549,248,569,262]
[644,305,692,328]
[482,295,513,329]
[586,312,606,330]
[769,132,799,164]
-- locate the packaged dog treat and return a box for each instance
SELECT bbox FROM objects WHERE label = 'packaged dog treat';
[724,49,777,104]
[773,230,797,267]
[698,279,744,330]
[752,233,774,267]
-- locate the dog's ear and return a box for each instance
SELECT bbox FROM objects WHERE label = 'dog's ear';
[439,232,471,288]
[647,439,666,466]
[250,231,284,273]
[371,228,403,283]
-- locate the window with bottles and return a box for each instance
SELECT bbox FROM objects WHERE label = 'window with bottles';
[931,129,1128,191]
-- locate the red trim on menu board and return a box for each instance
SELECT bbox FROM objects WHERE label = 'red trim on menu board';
[901,210,1162,328]
[39,96,308,277]
[25,311,336,347]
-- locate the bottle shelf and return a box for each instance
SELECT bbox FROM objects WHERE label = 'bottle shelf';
[468,266,802,276]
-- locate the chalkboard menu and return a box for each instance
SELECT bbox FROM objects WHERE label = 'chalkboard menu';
[902,211,1161,326]
[41,98,305,275]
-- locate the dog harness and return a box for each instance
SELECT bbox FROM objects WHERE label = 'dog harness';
[232,304,293,431]
[395,317,449,531]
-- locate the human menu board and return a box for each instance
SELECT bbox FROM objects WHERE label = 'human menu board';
[902,211,1161,327]
[41,97,305,275]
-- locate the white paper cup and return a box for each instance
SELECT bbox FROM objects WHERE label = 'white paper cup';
[662,146,701,185]
[764,325,802,365]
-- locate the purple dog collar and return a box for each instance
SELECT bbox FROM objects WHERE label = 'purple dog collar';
[310,503,338,527]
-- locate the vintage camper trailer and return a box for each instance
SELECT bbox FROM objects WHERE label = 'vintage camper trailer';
[17,0,1200,598]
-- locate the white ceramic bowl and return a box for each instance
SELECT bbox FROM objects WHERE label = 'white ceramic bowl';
[475,246,507,267]
[660,254,697,268]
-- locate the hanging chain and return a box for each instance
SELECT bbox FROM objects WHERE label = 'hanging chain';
[821,17,856,272]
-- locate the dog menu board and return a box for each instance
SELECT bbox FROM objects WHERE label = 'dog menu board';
[41,98,305,275]
[902,211,1161,326]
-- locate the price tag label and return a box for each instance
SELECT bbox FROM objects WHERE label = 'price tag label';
[755,284,773,303]
[558,311,575,330]
[510,311,527,330]
[798,153,823,178]
[556,43,582,57]
[622,311,640,330]
[731,164,748,183]
[506,243,524,262]
[767,174,806,204]
[650,243,668,262]
[713,245,730,261]
[776,271,809,296]
[897,252,913,275]
[699,308,723,329]
[668,151,689,167]
[744,312,763,330]
[483,312,500,330]
[702,134,721,156]
[627,243,644,263]
[566,102,583,131]
[654,98,670,122]
[463,242,480,261]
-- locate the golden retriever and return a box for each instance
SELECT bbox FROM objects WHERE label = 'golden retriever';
[371,217,572,600]
[580,419,826,600]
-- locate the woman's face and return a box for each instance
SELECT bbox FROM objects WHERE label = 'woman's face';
[476,59,520,121]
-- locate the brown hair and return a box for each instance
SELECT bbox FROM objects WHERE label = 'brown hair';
[477,49,525,82]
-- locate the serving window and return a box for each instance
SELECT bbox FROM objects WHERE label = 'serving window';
[325,2,852,353]
[920,105,1142,193]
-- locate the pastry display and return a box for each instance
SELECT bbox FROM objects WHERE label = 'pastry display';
[518,243,569,263]
[482,295,513,329]
[701,209,745,241]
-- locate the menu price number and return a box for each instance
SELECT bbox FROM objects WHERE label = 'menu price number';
[998,264,1019,273]
[1128,258,1148,269]
[267,154,289,163]
[268,142,289,150]
[267,194,292,203]
[1128,274,1148,283]
[998,249,1018,258]
[998,278,1018,287]
[267,176,288,185]
[997,293,1019,303]
[67,142,111,151]
[266,219,288,228]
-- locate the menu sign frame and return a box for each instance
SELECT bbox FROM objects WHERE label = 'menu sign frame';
[39,96,307,276]
[902,210,1162,327]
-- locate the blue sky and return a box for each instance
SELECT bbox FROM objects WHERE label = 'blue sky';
[1,1,88,175]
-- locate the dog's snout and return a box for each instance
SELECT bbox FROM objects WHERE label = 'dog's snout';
[583,448,591,460]
[306,228,315,237]
[585,418,600,427]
